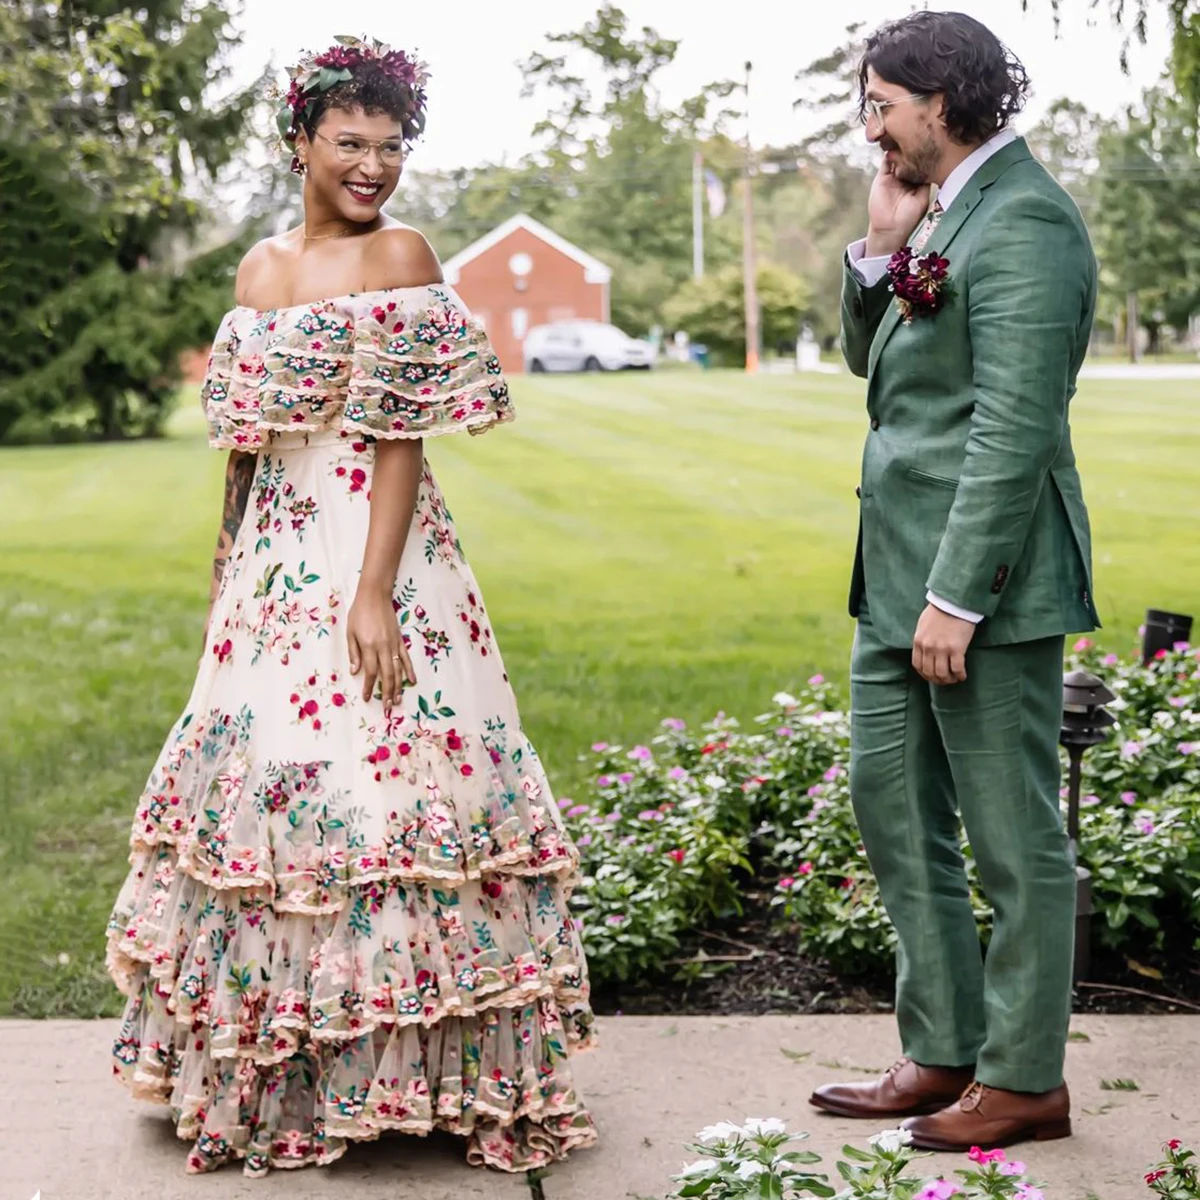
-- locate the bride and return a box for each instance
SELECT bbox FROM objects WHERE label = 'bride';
[104,36,596,1178]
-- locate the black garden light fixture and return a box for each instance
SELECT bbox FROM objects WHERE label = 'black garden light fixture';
[1142,609,1194,665]
[1060,669,1117,983]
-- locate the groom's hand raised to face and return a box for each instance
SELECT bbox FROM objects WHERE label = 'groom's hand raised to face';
[912,603,975,685]
[865,158,933,258]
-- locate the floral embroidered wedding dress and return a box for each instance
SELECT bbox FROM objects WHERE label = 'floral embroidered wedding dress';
[104,284,597,1177]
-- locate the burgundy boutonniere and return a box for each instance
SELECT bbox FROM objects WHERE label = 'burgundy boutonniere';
[886,246,952,324]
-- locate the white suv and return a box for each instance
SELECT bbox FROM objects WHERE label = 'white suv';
[524,321,655,373]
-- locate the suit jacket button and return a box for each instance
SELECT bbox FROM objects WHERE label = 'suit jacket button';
[855,486,862,499]
[870,418,880,431]
[852,296,864,318]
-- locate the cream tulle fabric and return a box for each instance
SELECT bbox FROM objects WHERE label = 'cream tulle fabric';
[105,286,597,1177]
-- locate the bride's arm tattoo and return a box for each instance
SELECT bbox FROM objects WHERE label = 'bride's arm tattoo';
[211,450,257,601]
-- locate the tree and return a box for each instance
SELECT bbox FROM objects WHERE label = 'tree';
[0,0,263,442]
[1092,86,1200,352]
[663,263,811,364]
[1025,98,1113,220]
[1029,1,1200,118]
[515,5,740,333]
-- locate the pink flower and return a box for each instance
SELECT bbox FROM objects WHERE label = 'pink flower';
[1073,637,1094,652]
[999,1161,1027,1176]
[968,1146,1006,1164]
[597,775,612,788]
[1102,653,1119,666]
[779,877,796,889]
[1146,1170,1168,1184]
[799,861,813,875]
[668,767,688,781]
[1121,791,1138,805]
[1180,742,1196,755]
[667,848,686,864]
[662,718,686,731]
[777,726,793,737]
[629,745,652,761]
[809,674,825,685]
[1169,696,1188,707]
[1135,815,1157,835]
[566,804,590,818]
[917,1182,961,1200]
[1015,1187,1045,1200]
[577,835,592,847]
[823,765,844,782]
[591,742,609,753]
[1082,793,1101,807]
[604,914,625,926]
[1121,740,1144,760]
[618,772,635,785]
[1167,1139,1182,1151]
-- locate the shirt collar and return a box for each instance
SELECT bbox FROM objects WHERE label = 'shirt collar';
[935,126,1019,212]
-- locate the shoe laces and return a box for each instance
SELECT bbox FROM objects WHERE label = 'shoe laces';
[885,1057,912,1077]
[960,1081,986,1111]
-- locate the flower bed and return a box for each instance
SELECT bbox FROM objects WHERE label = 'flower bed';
[563,646,1200,992]
[664,1119,1198,1200]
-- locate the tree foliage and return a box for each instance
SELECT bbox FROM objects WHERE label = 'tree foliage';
[1029,0,1200,117]
[0,0,262,442]
[1093,86,1200,343]
[663,263,811,365]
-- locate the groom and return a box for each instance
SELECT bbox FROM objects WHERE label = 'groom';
[809,12,1099,1151]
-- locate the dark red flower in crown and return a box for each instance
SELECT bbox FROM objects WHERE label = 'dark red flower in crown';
[269,35,430,149]
[886,246,953,324]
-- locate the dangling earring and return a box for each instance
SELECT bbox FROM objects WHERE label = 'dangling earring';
[291,153,307,177]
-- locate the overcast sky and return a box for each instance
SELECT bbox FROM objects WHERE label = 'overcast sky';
[225,0,1172,172]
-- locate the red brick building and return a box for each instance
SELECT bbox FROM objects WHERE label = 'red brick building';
[441,213,612,374]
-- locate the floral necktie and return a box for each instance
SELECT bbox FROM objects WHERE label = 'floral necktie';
[910,200,944,253]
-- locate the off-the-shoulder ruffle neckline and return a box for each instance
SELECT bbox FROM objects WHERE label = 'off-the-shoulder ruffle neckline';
[228,284,451,318]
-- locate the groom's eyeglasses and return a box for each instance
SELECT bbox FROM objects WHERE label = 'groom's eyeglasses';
[861,93,928,126]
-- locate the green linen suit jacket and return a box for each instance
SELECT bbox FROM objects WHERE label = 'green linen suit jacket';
[841,136,1101,649]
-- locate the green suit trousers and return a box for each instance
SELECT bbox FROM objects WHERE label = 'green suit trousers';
[849,602,1075,1093]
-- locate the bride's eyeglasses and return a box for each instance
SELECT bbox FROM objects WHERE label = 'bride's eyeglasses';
[312,131,404,168]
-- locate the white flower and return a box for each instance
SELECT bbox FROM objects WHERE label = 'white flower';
[869,1128,913,1153]
[773,691,798,708]
[704,773,726,789]
[696,1121,744,1144]
[742,1117,788,1137]
[677,1158,719,1178]
[735,1160,768,1179]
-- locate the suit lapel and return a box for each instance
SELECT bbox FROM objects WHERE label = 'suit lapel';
[866,137,1033,380]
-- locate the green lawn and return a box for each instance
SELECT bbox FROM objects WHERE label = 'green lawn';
[2,369,1198,1017]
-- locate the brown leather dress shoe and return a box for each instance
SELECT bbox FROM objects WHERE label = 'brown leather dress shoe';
[903,1081,1072,1151]
[809,1057,976,1119]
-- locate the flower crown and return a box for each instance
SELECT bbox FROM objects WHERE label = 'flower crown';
[270,35,430,147]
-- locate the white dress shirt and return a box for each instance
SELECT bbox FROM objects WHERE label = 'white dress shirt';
[847,126,1020,625]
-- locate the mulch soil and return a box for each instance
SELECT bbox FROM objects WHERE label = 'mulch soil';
[590,891,1200,1019]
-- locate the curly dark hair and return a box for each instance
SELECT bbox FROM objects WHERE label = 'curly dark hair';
[301,60,425,145]
[856,11,1029,145]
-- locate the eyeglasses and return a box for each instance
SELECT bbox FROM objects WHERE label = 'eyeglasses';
[313,130,404,168]
[861,93,928,126]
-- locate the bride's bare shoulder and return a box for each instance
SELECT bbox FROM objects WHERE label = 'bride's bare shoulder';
[363,222,443,290]
[235,233,297,307]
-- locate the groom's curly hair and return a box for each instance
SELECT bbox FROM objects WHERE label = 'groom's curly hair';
[856,11,1030,145]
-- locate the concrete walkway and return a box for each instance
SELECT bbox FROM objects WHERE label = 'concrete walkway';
[1,1015,1196,1200]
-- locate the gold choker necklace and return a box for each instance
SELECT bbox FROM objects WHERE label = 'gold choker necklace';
[302,227,354,241]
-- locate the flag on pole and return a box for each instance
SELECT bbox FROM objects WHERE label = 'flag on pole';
[704,169,726,219]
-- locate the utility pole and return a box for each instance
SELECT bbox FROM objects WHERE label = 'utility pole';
[742,60,760,374]
[692,149,704,280]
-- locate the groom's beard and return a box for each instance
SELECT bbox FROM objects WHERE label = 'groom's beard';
[886,128,941,187]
